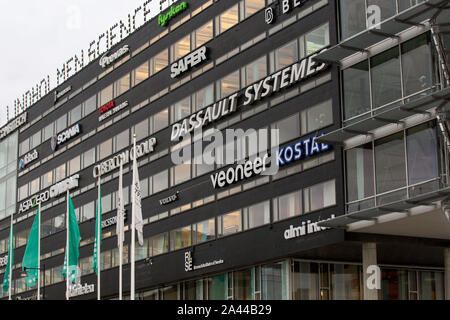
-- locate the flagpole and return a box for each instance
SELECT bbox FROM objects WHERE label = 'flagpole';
[131,134,136,300]
[8,214,13,301]
[66,188,70,300]
[37,202,41,301]
[97,175,101,301]
[119,157,123,301]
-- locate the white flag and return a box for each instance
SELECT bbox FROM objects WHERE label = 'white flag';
[132,145,144,246]
[116,159,125,248]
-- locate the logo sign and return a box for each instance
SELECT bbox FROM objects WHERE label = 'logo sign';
[159,192,179,205]
[93,137,157,178]
[51,123,81,151]
[0,112,27,140]
[158,1,188,27]
[102,211,127,229]
[99,45,130,68]
[211,155,270,189]
[185,251,193,272]
[99,101,129,122]
[277,135,331,167]
[284,214,335,240]
[67,283,95,298]
[19,174,80,214]
[265,7,274,24]
[184,251,224,272]
[170,46,208,79]
[19,150,39,170]
[54,86,72,104]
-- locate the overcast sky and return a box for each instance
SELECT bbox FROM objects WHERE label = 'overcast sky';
[0,0,166,127]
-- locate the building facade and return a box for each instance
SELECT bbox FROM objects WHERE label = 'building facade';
[0,0,449,300]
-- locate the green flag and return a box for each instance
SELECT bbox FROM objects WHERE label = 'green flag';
[22,207,40,288]
[93,185,102,274]
[62,194,81,284]
[2,224,13,293]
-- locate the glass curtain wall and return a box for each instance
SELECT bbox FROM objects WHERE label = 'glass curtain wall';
[346,120,443,211]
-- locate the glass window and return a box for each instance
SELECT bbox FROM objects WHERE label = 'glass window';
[83,201,95,222]
[273,190,302,222]
[134,119,149,141]
[398,0,425,11]
[99,138,113,160]
[194,21,213,49]
[41,171,53,189]
[31,131,41,149]
[194,219,215,244]
[346,144,374,202]
[135,239,149,261]
[152,109,169,133]
[375,132,406,194]
[381,269,409,300]
[207,274,228,300]
[243,201,270,230]
[18,183,28,201]
[217,4,238,35]
[102,193,112,213]
[271,114,300,147]
[343,61,370,120]
[115,73,130,97]
[419,271,444,300]
[301,100,333,135]
[43,123,54,142]
[401,33,434,97]
[194,85,214,112]
[170,226,191,251]
[243,0,265,18]
[133,61,149,86]
[305,23,330,56]
[330,264,361,300]
[70,105,82,126]
[292,261,319,300]
[367,0,396,23]
[218,210,242,237]
[99,84,113,106]
[83,148,96,169]
[69,156,80,176]
[152,170,169,194]
[272,40,298,73]
[370,47,402,108]
[339,0,366,40]
[55,163,66,183]
[171,163,191,186]
[151,233,169,256]
[234,269,252,300]
[171,34,191,63]
[217,70,240,99]
[406,122,439,185]
[171,97,191,124]
[56,114,67,133]
[84,95,97,115]
[262,262,286,300]
[304,180,336,213]
[151,49,169,75]
[244,56,267,86]
[115,129,129,153]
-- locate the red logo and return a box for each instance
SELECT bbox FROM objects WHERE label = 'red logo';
[99,101,115,115]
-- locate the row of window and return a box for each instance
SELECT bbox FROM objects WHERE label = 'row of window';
[346,120,443,212]
[343,33,437,122]
[339,0,426,40]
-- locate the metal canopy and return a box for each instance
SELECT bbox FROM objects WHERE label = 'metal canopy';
[318,186,450,229]
[317,86,450,145]
[315,0,449,65]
